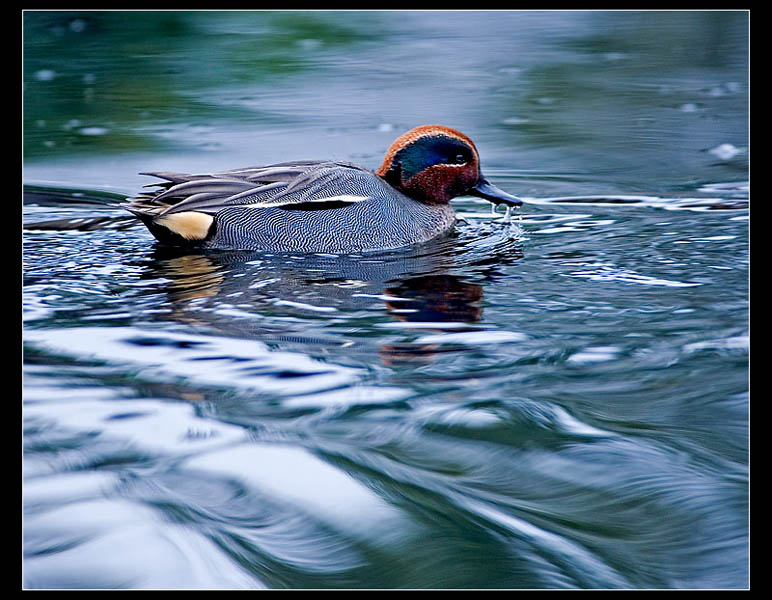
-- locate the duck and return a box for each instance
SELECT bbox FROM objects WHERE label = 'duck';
[124,125,522,253]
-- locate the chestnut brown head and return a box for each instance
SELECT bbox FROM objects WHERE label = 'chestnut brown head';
[375,125,522,208]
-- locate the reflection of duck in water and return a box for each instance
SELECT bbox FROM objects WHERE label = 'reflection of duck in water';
[383,275,483,324]
[141,245,494,365]
[125,125,521,253]
[379,275,485,365]
[146,242,466,313]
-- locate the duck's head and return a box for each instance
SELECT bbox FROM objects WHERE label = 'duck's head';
[375,125,522,208]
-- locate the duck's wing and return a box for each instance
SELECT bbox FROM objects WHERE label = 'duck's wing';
[125,161,376,218]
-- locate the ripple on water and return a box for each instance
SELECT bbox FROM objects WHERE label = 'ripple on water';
[24,327,361,398]
[519,190,748,211]
[562,263,700,288]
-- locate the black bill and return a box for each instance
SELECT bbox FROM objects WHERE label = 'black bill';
[469,177,523,208]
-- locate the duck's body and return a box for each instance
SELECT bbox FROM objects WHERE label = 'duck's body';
[125,125,521,253]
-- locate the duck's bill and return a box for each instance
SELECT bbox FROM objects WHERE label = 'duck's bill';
[469,178,523,208]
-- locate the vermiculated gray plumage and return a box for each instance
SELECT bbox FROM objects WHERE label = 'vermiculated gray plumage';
[126,161,456,253]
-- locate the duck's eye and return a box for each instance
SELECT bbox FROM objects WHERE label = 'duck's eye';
[452,153,467,165]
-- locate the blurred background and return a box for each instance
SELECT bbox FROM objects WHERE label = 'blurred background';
[23,10,748,197]
[23,10,748,590]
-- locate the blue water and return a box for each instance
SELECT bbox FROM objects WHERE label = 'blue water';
[23,10,748,589]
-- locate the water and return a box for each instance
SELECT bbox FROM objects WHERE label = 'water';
[23,10,749,589]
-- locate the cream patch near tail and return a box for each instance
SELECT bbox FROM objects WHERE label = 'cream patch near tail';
[155,211,214,240]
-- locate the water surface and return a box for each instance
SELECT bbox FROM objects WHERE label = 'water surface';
[23,10,748,589]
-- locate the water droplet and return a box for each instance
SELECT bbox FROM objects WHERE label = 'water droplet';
[69,19,87,33]
[77,127,109,136]
[502,116,530,125]
[33,69,56,82]
[709,143,743,160]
